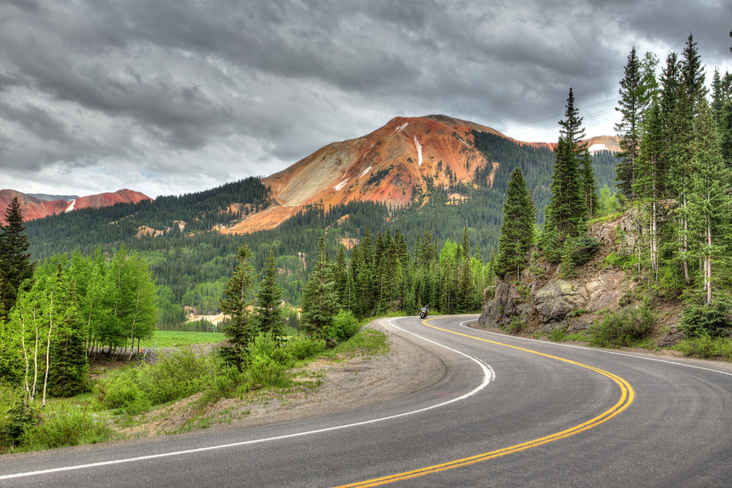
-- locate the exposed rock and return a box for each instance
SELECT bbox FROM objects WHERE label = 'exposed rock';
[478,213,639,330]
[0,188,151,224]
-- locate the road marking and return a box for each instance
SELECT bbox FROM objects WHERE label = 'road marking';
[336,316,634,488]
[459,320,732,378]
[0,318,494,481]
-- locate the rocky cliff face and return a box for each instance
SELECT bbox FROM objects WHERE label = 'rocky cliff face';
[477,210,653,335]
[0,189,151,224]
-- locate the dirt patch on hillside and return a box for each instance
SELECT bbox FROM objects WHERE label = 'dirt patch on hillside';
[116,320,446,439]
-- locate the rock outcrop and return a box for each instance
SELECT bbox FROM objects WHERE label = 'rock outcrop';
[477,213,641,332]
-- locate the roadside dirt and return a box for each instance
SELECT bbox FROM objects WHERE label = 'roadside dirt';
[117,319,447,439]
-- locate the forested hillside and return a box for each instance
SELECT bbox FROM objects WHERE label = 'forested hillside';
[22,136,619,326]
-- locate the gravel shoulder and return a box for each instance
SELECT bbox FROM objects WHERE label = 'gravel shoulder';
[119,318,447,439]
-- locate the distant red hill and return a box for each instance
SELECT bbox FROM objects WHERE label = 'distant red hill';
[0,189,152,225]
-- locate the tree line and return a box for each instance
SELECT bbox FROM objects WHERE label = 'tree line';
[494,33,732,332]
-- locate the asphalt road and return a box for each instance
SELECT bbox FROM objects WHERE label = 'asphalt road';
[3,315,732,487]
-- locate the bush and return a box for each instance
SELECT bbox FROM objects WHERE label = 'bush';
[324,310,361,343]
[283,334,327,360]
[681,301,732,339]
[21,404,112,450]
[245,354,289,388]
[548,329,566,342]
[587,305,655,347]
[1,398,39,446]
[675,336,732,360]
[508,317,526,334]
[570,236,600,266]
[247,333,292,367]
[96,347,223,413]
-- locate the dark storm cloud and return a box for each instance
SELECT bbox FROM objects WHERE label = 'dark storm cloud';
[0,0,727,197]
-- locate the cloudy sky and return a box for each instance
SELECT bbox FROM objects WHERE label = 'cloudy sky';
[1,0,730,198]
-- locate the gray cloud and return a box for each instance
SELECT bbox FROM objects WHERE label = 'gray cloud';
[0,0,728,197]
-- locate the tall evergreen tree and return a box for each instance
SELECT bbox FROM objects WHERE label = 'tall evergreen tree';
[688,100,732,304]
[301,238,339,336]
[580,151,599,219]
[0,197,36,322]
[634,99,665,282]
[496,168,536,278]
[255,249,285,337]
[543,88,587,244]
[219,245,257,371]
[615,47,646,199]
[48,279,89,397]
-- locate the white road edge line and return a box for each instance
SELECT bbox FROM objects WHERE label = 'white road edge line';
[458,320,732,378]
[1,317,494,481]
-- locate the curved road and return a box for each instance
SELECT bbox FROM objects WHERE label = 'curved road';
[3,315,732,487]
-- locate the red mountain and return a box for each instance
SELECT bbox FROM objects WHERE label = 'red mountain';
[223,115,619,234]
[0,189,152,225]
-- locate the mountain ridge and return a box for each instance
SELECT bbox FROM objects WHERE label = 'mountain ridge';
[0,189,152,225]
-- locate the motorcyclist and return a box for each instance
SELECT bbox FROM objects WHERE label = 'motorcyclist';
[419,305,429,319]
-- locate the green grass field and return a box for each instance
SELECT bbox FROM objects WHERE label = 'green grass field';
[139,330,226,348]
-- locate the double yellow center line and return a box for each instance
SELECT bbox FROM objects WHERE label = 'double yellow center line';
[336,318,635,487]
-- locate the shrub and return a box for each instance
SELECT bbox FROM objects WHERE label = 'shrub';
[324,310,361,343]
[587,305,654,347]
[96,347,223,413]
[548,329,566,342]
[681,301,732,339]
[570,236,600,266]
[675,336,732,360]
[247,333,292,367]
[1,398,39,446]
[283,334,326,360]
[21,404,112,450]
[508,317,526,334]
[246,354,289,388]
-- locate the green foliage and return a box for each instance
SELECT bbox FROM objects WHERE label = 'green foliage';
[587,305,655,347]
[256,250,285,336]
[19,403,113,451]
[681,301,732,339]
[602,252,637,270]
[96,347,223,413]
[244,333,291,388]
[508,317,526,334]
[219,245,257,371]
[548,329,567,342]
[324,310,361,343]
[1,398,40,446]
[283,334,326,360]
[674,335,732,360]
[495,168,536,278]
[570,236,600,266]
[0,196,36,323]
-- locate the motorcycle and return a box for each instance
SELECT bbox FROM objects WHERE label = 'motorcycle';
[419,307,428,319]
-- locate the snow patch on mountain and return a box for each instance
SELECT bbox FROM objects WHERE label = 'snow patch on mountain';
[360,166,372,178]
[413,136,423,166]
[588,143,607,154]
[333,179,349,191]
[395,123,409,132]
[65,200,76,212]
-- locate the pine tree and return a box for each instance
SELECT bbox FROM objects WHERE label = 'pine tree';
[219,245,258,371]
[48,279,89,397]
[580,150,599,219]
[301,238,339,336]
[0,197,36,322]
[615,47,646,199]
[496,168,536,278]
[670,34,707,285]
[543,89,587,245]
[634,99,665,282]
[688,100,732,304]
[255,249,285,337]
